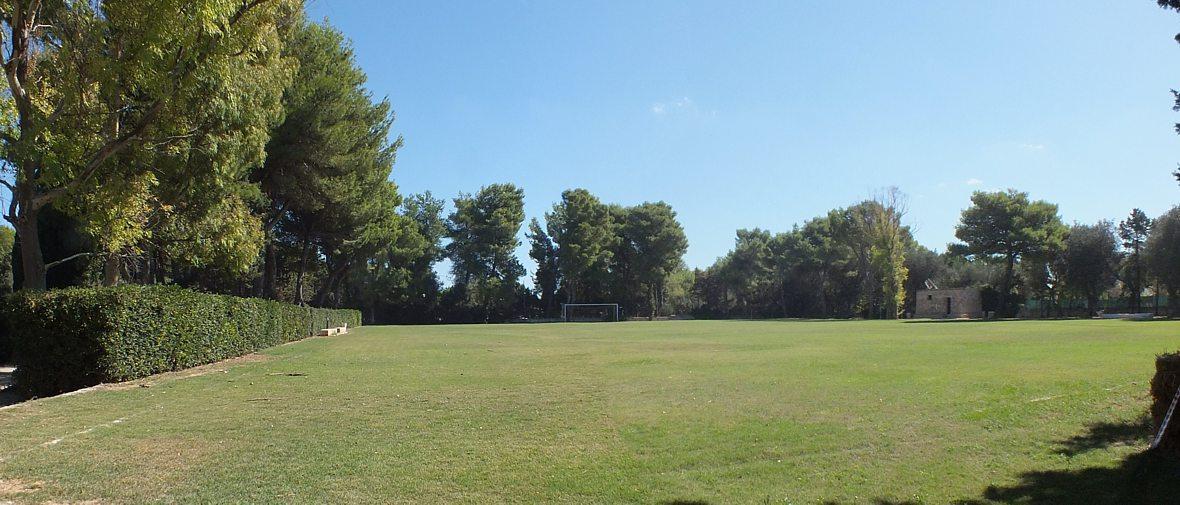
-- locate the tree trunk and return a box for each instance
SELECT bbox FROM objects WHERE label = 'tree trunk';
[313,261,349,307]
[263,240,278,299]
[1000,254,1016,318]
[1170,287,1179,318]
[648,285,656,321]
[13,207,45,290]
[293,237,310,305]
[102,251,121,286]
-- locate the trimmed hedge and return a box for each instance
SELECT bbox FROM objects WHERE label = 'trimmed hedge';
[0,295,10,364]
[3,285,360,396]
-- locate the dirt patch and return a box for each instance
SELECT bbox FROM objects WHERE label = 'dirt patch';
[0,478,43,495]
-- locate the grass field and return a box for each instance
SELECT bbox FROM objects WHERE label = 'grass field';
[0,320,1178,504]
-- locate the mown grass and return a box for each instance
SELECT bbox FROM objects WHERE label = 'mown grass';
[0,319,1178,503]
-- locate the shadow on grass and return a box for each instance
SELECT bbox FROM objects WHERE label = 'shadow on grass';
[953,416,1180,504]
[962,450,1180,504]
[826,418,1173,505]
[1055,415,1152,457]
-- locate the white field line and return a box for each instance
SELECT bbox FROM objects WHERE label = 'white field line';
[0,416,132,463]
[964,381,1139,414]
[1025,382,1136,404]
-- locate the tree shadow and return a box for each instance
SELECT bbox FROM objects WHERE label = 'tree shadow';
[1055,415,1152,457]
[967,450,1180,504]
[957,416,1180,504]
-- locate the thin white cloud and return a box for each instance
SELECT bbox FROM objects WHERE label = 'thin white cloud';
[650,96,697,116]
[1018,143,1046,151]
[965,178,983,186]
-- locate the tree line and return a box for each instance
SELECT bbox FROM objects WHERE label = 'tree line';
[3,1,1180,324]
[690,188,1180,319]
[0,1,692,324]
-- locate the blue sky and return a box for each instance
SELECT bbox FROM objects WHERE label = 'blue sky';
[306,1,1180,277]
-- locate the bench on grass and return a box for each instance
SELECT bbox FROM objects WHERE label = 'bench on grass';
[317,324,349,336]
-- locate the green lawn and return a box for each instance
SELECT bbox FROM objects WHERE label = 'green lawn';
[0,320,1178,503]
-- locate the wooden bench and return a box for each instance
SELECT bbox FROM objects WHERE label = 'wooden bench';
[317,324,349,336]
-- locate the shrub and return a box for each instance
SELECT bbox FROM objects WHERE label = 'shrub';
[0,294,10,364]
[3,285,360,396]
[1152,352,1180,453]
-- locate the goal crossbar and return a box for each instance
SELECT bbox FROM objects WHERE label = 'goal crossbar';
[561,303,620,322]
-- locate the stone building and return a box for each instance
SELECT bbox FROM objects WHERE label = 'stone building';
[914,288,983,319]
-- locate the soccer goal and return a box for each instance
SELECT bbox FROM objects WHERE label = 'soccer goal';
[561,303,621,322]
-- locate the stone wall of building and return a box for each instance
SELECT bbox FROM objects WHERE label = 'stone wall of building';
[914,288,984,319]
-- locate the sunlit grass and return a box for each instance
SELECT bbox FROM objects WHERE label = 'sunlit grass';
[0,319,1176,503]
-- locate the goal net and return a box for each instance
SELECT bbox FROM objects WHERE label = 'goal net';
[561,303,621,322]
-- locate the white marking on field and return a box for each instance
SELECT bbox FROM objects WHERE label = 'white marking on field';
[0,416,130,463]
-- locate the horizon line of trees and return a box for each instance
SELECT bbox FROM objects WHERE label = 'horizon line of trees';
[0,1,696,324]
[689,188,1180,320]
[3,1,1180,325]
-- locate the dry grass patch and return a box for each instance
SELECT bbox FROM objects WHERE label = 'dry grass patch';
[0,478,42,495]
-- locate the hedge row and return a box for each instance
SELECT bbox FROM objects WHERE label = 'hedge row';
[2,285,360,396]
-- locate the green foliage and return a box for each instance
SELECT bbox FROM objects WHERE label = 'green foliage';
[663,268,696,316]
[527,217,560,316]
[356,191,447,323]
[1119,208,1152,311]
[0,0,298,289]
[3,285,359,396]
[546,189,616,302]
[619,202,688,318]
[256,18,404,306]
[1059,221,1121,315]
[1147,207,1180,314]
[692,193,913,320]
[0,226,12,294]
[952,189,1067,316]
[445,184,526,320]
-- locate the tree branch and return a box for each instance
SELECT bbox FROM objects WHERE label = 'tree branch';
[44,251,92,270]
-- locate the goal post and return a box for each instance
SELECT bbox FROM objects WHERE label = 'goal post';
[561,303,621,322]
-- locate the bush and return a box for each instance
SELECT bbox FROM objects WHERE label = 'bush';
[3,285,360,396]
[1152,352,1180,454]
[0,295,10,364]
